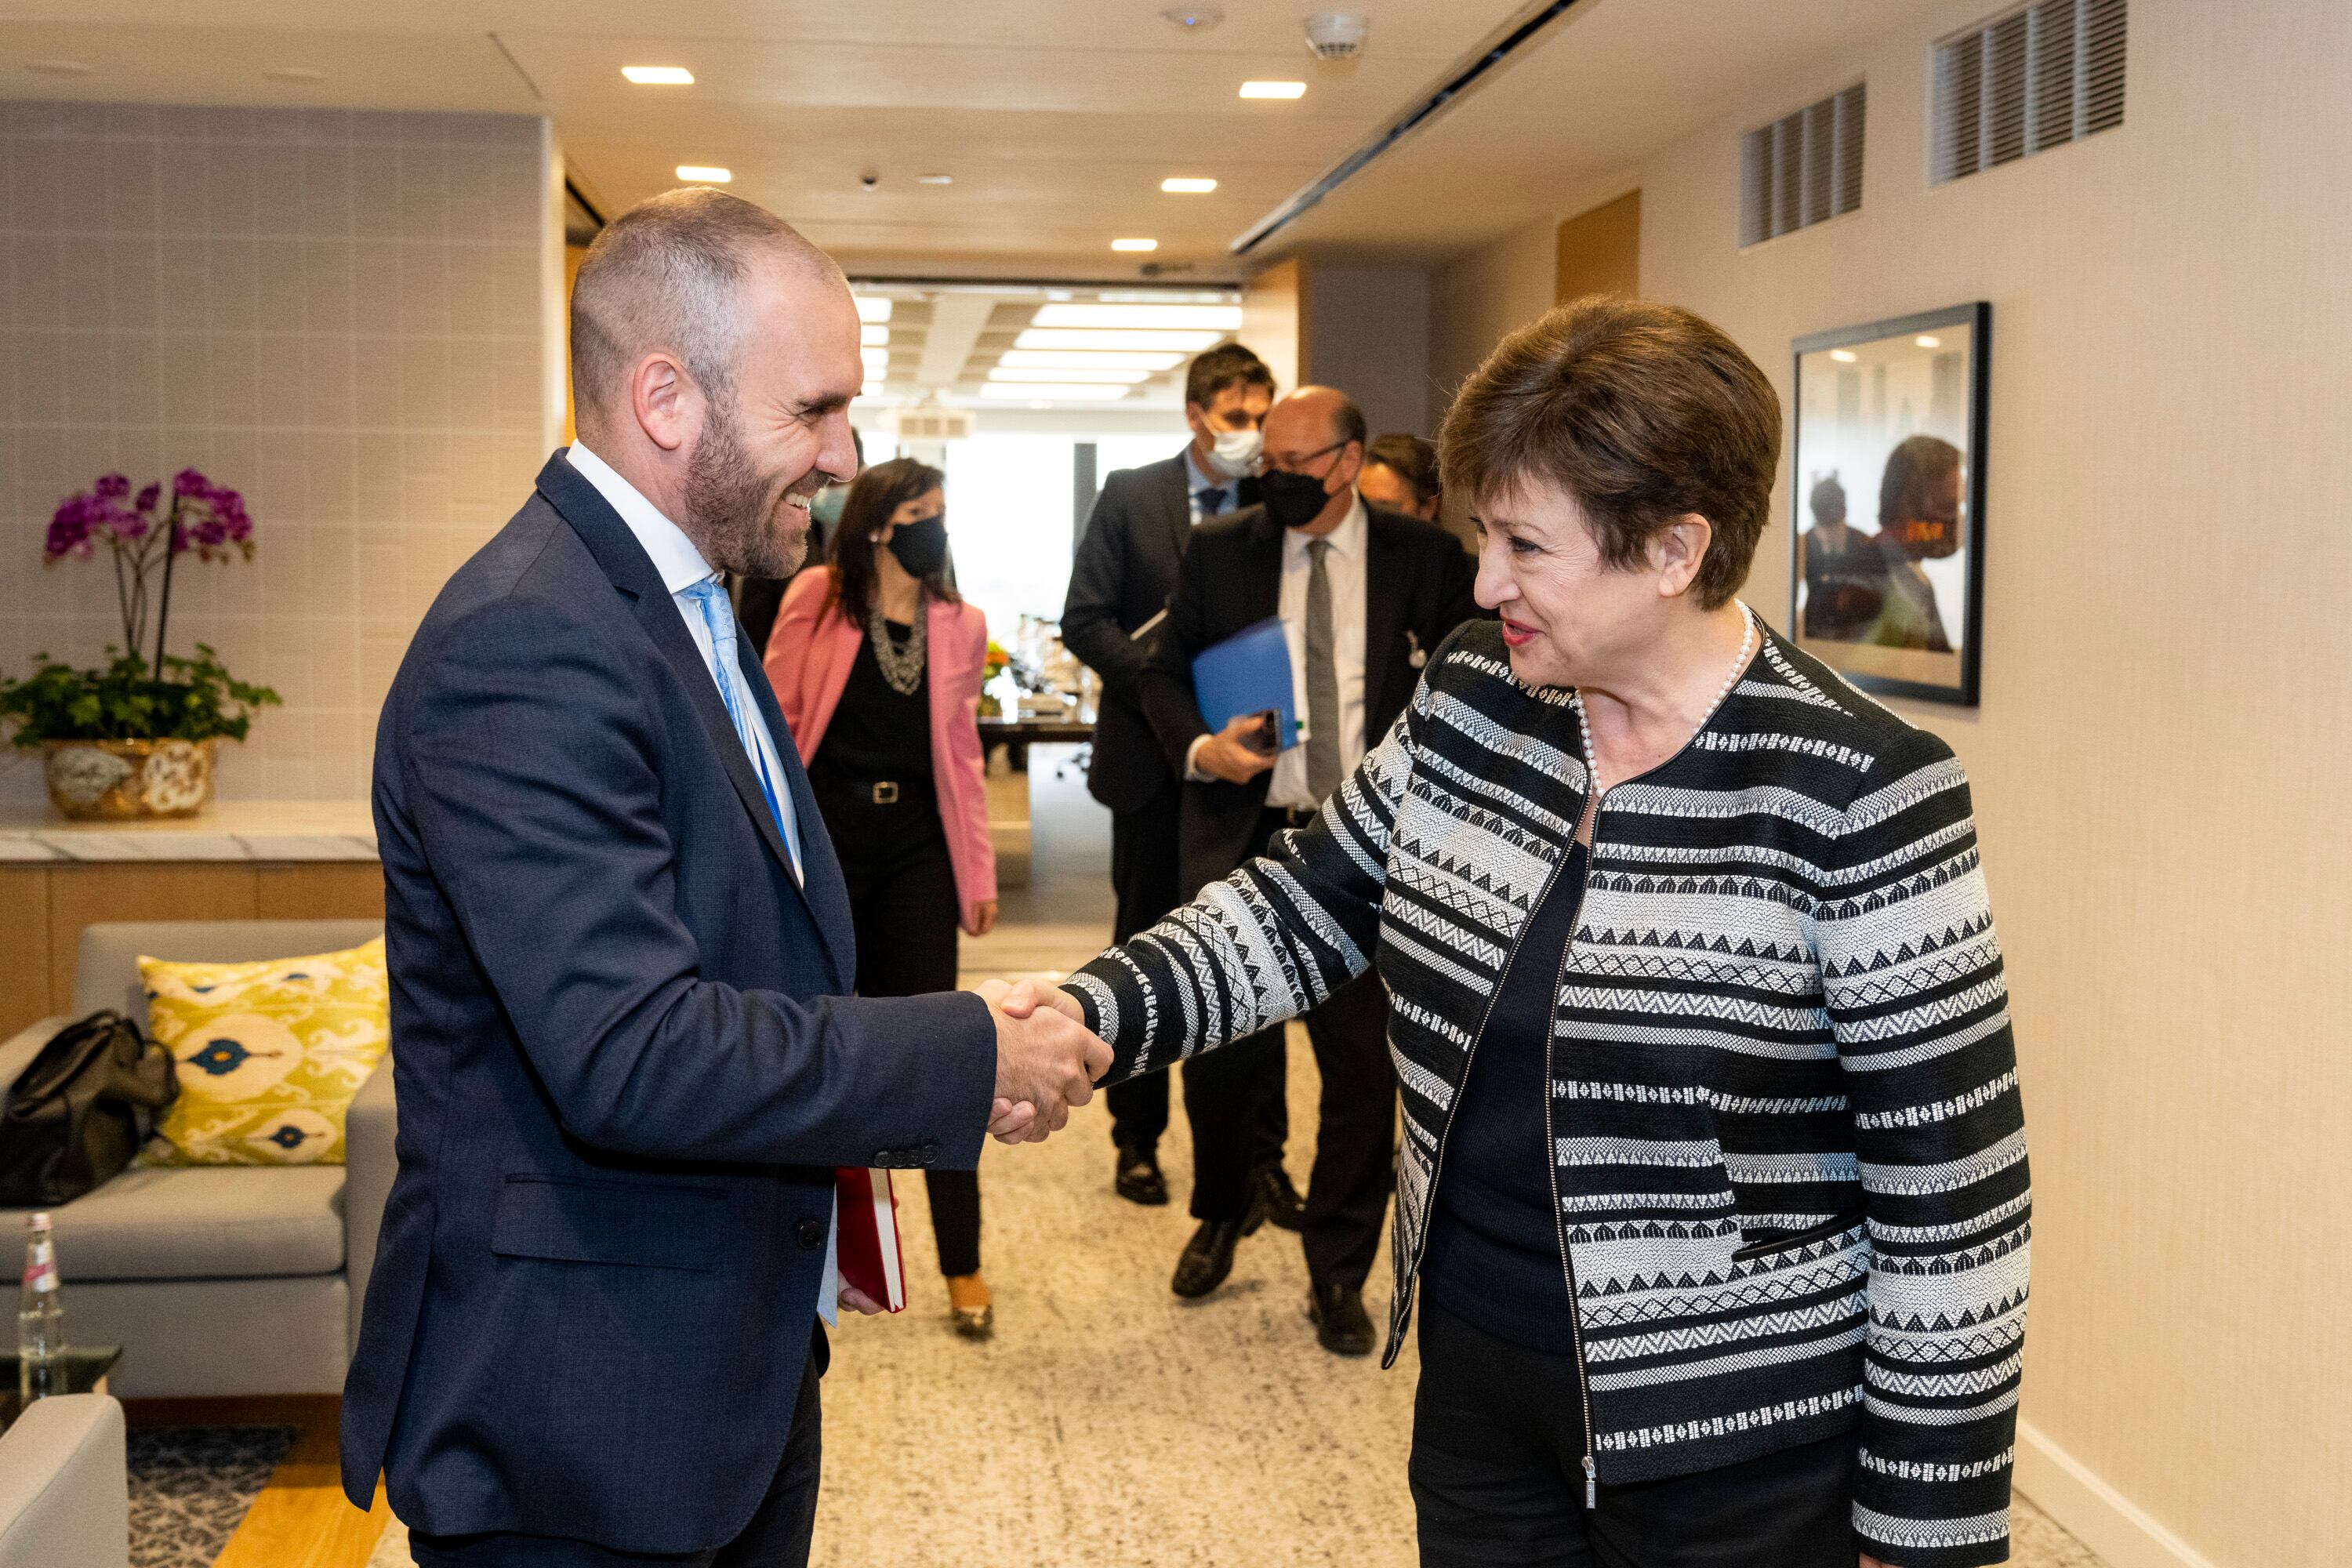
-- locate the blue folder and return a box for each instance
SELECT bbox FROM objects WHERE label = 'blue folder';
[1191,616,1298,750]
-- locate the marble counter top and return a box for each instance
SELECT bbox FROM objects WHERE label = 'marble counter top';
[0,800,378,863]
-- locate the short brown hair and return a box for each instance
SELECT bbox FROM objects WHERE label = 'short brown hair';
[570,187,840,437]
[1439,296,1780,609]
[1364,433,1441,507]
[1185,343,1276,411]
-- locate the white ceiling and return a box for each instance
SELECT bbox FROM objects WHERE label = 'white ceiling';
[2,0,1940,276]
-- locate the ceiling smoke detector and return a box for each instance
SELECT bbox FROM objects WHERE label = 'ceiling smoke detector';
[1160,7,1225,31]
[1303,13,1369,60]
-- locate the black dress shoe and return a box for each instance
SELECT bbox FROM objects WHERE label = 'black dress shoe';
[1171,1198,1266,1299]
[1307,1283,1376,1356]
[1114,1144,1169,1206]
[1254,1161,1306,1233]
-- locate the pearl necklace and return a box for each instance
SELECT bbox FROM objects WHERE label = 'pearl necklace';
[1571,601,1757,801]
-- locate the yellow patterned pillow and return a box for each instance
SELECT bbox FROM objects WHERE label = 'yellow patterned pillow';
[136,938,390,1167]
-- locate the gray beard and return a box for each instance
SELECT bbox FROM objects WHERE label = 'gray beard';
[681,399,810,580]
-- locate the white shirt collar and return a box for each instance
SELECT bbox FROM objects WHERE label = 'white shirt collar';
[1286,492,1367,560]
[567,441,718,596]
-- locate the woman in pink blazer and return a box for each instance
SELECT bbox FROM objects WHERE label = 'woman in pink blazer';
[764,456,1002,1338]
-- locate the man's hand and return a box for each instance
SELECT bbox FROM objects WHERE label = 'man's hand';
[840,1283,885,1316]
[977,978,1111,1145]
[971,898,999,936]
[1194,712,1279,785]
[1860,1555,1890,1568]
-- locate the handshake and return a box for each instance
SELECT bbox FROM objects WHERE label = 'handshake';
[979,978,1109,1145]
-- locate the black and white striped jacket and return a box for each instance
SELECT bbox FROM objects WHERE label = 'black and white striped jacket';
[1065,618,2029,1568]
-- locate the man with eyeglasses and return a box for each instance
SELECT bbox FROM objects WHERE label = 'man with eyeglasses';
[1137,386,1479,1355]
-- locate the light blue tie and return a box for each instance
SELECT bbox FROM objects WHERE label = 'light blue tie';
[682,578,802,878]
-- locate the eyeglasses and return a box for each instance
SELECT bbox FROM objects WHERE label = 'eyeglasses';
[1261,438,1349,477]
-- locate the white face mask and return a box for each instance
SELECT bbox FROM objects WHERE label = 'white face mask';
[1206,425,1263,479]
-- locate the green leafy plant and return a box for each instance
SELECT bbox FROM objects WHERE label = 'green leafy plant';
[0,645,281,747]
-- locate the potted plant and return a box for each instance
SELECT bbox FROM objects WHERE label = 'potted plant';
[0,471,280,819]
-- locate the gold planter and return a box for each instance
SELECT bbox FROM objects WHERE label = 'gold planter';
[42,739,218,820]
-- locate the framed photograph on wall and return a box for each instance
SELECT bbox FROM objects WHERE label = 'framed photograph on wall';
[1788,302,1989,706]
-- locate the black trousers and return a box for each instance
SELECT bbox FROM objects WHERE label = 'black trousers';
[1183,808,1393,1287]
[410,1351,823,1567]
[816,775,980,1279]
[1106,780,1287,1168]
[1410,1301,1859,1568]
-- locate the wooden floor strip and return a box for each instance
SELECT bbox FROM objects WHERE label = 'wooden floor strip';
[122,1395,388,1568]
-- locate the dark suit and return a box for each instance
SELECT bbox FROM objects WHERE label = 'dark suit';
[1061,452,1267,1160]
[343,453,995,1561]
[1139,500,1479,1285]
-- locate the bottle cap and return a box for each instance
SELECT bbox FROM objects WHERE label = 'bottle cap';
[27,1213,50,1231]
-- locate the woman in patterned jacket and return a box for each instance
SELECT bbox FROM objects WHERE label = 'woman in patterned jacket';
[1010,296,2027,1568]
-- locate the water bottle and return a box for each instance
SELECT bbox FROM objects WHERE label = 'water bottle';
[18,1213,64,1402]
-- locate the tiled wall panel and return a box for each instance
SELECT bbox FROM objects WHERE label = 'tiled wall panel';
[0,101,551,801]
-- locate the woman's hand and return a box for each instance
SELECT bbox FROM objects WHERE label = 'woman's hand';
[971,898,998,935]
[1860,1555,1891,1568]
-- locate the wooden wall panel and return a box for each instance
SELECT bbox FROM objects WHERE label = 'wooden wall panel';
[45,866,259,1010]
[0,869,54,1040]
[1554,189,1642,305]
[256,865,385,922]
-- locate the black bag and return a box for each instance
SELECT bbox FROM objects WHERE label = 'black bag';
[0,1011,180,1207]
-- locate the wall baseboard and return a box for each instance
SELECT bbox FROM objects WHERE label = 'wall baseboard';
[2014,1421,2220,1568]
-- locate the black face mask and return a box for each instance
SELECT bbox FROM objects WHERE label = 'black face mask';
[1258,470,1333,531]
[885,514,948,577]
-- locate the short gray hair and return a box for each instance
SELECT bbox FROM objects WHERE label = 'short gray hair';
[568,187,841,436]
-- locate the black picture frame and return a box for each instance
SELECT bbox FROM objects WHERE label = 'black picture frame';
[1788,302,1990,706]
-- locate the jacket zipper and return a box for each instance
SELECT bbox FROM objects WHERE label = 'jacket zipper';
[1541,857,1600,1509]
[1403,838,1570,1357]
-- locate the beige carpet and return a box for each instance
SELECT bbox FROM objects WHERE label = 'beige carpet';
[365,750,2103,1566]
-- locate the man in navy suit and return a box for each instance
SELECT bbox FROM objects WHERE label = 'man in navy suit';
[341,188,1107,1566]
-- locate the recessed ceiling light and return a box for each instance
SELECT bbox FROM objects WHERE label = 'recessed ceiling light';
[999,349,1187,371]
[989,367,1152,385]
[1828,348,1858,363]
[854,296,894,324]
[1915,335,1943,348]
[1016,328,1221,352]
[26,60,93,77]
[916,173,953,186]
[1161,177,1218,194]
[263,67,325,83]
[861,324,889,347]
[1110,238,1159,252]
[1033,303,1241,331]
[622,65,695,85]
[1161,7,1225,30]
[1240,80,1307,100]
[980,383,1131,401]
[677,165,731,183]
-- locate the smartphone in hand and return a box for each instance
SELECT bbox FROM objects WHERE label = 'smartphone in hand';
[1243,710,1280,755]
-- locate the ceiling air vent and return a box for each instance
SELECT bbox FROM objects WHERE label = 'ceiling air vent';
[1739,82,1865,248]
[1933,0,2125,184]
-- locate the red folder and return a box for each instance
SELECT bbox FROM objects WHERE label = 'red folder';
[833,1167,906,1312]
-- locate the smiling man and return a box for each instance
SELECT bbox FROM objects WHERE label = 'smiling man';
[342,188,1107,1568]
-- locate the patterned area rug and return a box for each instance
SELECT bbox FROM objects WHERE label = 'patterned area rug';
[126,1425,295,1568]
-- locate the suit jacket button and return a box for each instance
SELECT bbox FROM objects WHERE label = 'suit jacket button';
[797,1218,825,1249]
[919,1145,938,1167]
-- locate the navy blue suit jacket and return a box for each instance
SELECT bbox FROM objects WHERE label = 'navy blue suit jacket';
[340,453,996,1552]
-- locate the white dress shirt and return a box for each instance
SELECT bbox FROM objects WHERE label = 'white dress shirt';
[1184,493,1370,809]
[1267,494,1369,810]
[566,442,837,1325]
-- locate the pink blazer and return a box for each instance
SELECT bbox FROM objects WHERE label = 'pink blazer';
[764,570,998,934]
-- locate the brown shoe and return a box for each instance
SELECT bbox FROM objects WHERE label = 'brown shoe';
[946,1273,994,1340]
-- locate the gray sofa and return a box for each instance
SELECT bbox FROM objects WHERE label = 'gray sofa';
[0,921,393,1399]
[0,1395,126,1568]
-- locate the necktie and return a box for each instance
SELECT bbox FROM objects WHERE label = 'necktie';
[682,577,802,878]
[1195,485,1228,518]
[1304,539,1341,804]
